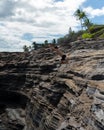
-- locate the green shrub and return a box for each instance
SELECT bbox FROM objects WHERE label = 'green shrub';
[89,26,95,33]
[91,28,104,38]
[99,33,104,38]
[89,25,104,33]
[82,33,92,39]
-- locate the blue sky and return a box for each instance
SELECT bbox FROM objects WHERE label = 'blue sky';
[83,0,104,24]
[83,0,104,9]
[0,0,104,52]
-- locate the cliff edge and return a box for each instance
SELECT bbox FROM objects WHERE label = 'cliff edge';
[0,39,104,130]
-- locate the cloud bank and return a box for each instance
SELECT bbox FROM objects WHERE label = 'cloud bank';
[0,0,104,51]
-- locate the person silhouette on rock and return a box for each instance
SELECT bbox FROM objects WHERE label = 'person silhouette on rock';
[48,44,68,64]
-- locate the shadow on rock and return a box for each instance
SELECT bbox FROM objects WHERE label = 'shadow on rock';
[0,90,30,109]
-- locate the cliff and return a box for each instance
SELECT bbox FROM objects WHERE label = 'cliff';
[0,39,104,130]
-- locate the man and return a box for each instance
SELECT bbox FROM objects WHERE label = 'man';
[49,44,68,64]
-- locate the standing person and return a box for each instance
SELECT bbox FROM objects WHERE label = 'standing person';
[49,44,68,64]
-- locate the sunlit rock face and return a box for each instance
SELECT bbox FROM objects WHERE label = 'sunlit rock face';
[0,39,104,130]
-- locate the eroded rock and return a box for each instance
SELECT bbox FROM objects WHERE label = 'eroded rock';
[0,39,104,130]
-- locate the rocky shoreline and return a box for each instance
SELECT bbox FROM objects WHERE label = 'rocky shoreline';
[0,39,104,130]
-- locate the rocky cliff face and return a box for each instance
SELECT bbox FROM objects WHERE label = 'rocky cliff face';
[0,39,104,130]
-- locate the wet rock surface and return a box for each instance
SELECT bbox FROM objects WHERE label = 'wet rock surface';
[0,39,104,130]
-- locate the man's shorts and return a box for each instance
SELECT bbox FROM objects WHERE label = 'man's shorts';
[61,55,66,61]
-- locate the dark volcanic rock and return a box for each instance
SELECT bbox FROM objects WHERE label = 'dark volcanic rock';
[0,39,104,130]
[0,90,29,108]
[0,73,26,90]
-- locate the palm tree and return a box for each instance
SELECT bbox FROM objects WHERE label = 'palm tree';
[52,39,56,44]
[32,41,37,50]
[83,18,93,32]
[23,45,29,52]
[44,40,48,44]
[74,9,87,30]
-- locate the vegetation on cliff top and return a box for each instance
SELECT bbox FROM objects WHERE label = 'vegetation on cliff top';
[57,9,104,44]
[23,9,104,52]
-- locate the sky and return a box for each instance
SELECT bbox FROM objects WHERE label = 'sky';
[0,0,104,52]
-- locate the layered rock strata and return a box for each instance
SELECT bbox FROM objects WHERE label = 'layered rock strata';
[0,39,104,130]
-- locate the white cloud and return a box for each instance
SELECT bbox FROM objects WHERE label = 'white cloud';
[0,0,17,18]
[83,6,104,18]
[0,21,31,52]
[0,0,88,52]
